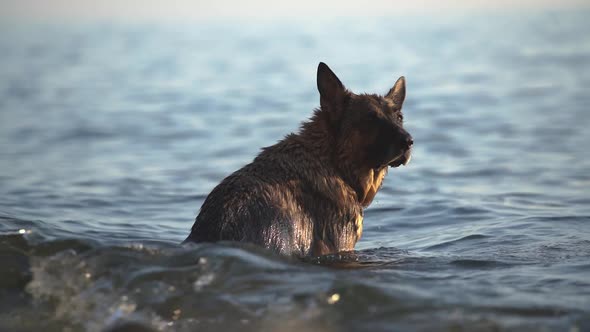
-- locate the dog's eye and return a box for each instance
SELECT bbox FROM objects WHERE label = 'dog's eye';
[397,113,404,121]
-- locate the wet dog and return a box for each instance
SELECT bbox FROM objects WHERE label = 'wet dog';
[185,62,412,256]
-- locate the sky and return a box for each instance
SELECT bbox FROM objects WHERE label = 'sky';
[1,0,589,21]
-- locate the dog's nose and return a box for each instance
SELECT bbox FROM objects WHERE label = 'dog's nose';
[406,137,414,147]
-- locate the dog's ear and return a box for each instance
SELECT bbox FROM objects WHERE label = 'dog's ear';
[385,76,406,107]
[317,62,345,109]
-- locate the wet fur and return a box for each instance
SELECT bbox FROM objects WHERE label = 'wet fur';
[186,63,412,257]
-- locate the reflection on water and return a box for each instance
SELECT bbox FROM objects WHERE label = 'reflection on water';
[0,12,589,332]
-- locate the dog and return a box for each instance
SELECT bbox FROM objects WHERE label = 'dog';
[185,62,412,257]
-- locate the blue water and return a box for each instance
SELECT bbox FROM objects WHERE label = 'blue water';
[1,12,589,331]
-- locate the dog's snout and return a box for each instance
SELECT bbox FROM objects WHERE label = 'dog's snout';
[396,128,413,149]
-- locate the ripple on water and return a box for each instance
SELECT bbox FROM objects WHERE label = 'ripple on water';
[449,258,515,269]
[424,234,490,251]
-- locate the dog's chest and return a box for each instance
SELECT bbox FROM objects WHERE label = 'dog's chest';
[355,212,363,240]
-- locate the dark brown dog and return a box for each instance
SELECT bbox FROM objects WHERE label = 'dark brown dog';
[185,62,412,256]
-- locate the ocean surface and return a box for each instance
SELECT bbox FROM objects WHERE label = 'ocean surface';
[1,12,589,332]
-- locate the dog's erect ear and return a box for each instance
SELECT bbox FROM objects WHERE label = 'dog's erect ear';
[385,76,406,107]
[317,62,345,108]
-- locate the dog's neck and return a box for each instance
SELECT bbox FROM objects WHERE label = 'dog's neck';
[297,109,386,207]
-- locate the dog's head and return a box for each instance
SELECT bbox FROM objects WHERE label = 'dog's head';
[317,62,413,170]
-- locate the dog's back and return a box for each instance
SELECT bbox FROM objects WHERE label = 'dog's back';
[187,134,362,256]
